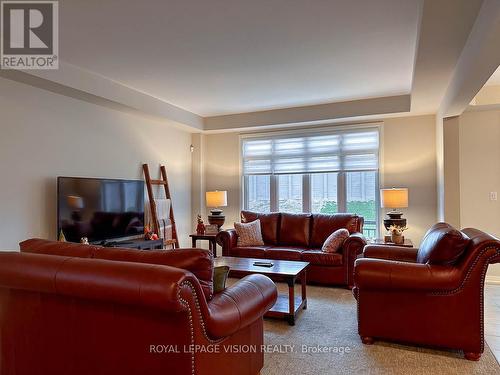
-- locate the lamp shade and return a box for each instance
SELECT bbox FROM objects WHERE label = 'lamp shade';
[380,188,408,209]
[206,191,227,208]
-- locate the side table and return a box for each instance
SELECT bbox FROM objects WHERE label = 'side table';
[189,233,218,257]
[369,238,413,248]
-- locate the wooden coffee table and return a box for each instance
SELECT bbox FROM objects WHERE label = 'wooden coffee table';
[214,256,309,325]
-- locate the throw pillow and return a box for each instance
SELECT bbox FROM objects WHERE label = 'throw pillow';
[234,219,265,247]
[213,266,230,294]
[322,228,350,253]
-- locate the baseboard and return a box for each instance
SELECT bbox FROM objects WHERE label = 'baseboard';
[485,275,500,285]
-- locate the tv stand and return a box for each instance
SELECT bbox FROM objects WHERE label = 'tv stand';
[101,238,164,250]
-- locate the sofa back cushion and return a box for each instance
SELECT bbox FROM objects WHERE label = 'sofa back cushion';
[416,223,470,265]
[310,214,362,248]
[20,238,215,300]
[278,213,312,247]
[241,211,280,245]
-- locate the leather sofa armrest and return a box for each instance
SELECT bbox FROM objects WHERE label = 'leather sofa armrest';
[342,232,367,288]
[363,245,418,262]
[206,274,277,338]
[216,229,238,256]
[354,258,461,292]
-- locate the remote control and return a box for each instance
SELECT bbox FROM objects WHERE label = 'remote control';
[253,261,274,267]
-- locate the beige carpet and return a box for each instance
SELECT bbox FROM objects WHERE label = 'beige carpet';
[253,281,500,375]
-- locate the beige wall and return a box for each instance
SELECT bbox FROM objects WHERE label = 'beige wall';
[381,115,437,245]
[442,116,461,227]
[472,85,500,105]
[203,133,242,226]
[0,77,193,249]
[200,115,438,245]
[458,109,500,278]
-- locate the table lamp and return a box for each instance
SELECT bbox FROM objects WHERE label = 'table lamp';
[206,190,227,229]
[380,188,408,230]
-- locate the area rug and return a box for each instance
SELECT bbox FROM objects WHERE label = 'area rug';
[256,282,500,375]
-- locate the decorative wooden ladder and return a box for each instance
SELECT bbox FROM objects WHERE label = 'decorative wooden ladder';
[142,164,179,249]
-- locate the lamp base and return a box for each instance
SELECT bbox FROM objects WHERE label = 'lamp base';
[208,215,225,230]
[383,211,406,231]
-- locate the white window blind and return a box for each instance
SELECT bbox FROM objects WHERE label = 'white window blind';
[242,128,379,175]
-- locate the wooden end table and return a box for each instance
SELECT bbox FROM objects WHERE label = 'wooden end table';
[214,256,309,326]
[189,233,218,257]
[370,238,413,247]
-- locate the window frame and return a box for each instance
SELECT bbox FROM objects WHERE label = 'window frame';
[240,124,381,238]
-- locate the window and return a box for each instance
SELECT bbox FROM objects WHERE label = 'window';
[242,127,379,238]
[311,172,338,214]
[278,174,303,213]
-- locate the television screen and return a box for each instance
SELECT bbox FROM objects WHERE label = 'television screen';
[57,177,145,243]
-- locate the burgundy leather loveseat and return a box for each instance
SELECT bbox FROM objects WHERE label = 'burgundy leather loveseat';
[353,223,500,360]
[0,239,277,375]
[217,211,366,287]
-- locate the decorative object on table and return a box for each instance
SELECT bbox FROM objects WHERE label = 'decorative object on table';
[204,224,219,235]
[206,190,227,229]
[322,228,350,253]
[58,229,67,242]
[213,265,230,293]
[388,225,408,245]
[234,219,265,247]
[380,187,409,231]
[80,237,89,245]
[143,163,179,249]
[196,214,205,234]
[144,225,159,241]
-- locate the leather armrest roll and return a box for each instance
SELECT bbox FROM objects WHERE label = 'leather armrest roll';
[363,245,418,262]
[216,229,238,255]
[206,274,277,338]
[354,258,461,291]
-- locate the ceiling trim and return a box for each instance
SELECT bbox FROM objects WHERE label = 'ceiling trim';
[203,95,411,131]
[439,0,500,117]
[2,61,204,131]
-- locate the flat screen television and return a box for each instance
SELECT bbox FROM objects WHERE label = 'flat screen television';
[57,177,145,243]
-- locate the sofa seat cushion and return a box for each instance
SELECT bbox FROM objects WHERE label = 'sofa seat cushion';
[302,250,343,266]
[417,223,470,265]
[265,247,304,261]
[230,246,270,259]
[278,213,312,247]
[310,214,362,248]
[241,211,280,245]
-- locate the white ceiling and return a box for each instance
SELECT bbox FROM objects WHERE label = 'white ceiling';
[60,0,421,117]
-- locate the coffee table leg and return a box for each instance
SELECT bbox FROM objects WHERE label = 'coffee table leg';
[287,278,295,326]
[191,238,196,248]
[301,270,307,310]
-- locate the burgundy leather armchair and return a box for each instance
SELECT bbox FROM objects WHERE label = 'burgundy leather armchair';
[217,211,366,287]
[353,223,500,360]
[0,239,277,375]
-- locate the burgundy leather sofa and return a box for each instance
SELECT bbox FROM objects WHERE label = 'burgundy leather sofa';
[0,239,277,375]
[353,223,500,360]
[217,211,366,287]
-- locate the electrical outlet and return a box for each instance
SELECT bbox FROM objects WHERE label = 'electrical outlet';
[490,192,497,201]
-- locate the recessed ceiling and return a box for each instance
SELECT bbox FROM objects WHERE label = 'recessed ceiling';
[60,0,421,117]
